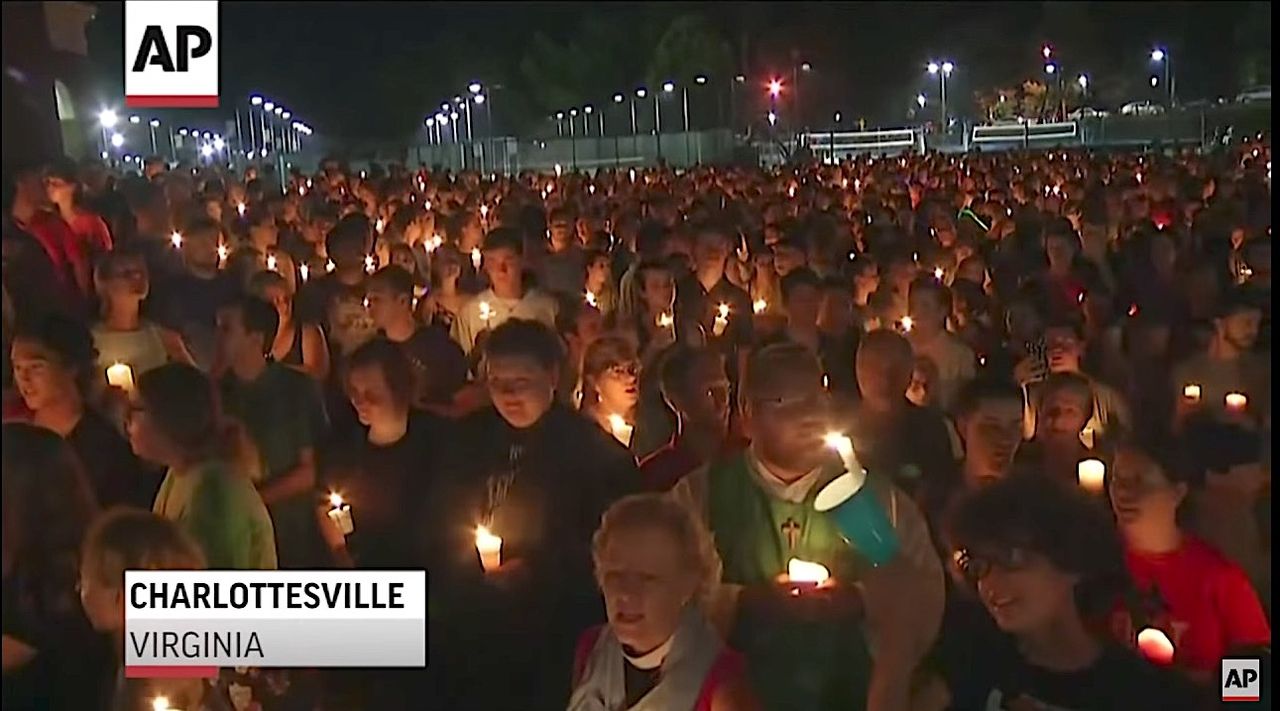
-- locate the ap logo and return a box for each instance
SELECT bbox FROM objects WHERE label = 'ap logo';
[124,1,220,107]
[1222,657,1262,702]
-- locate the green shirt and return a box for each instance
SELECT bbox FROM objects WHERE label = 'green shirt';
[153,460,278,570]
[219,362,320,480]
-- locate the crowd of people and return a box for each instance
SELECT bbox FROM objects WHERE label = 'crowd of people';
[0,136,1272,710]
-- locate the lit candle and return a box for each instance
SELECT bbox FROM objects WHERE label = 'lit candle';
[585,290,598,307]
[326,492,354,536]
[106,362,135,392]
[1077,458,1106,494]
[822,374,830,391]
[375,218,385,234]
[299,186,307,197]
[326,259,336,273]
[1136,627,1175,666]
[152,696,179,711]
[841,178,848,189]
[237,202,246,217]
[471,247,482,270]
[824,431,861,474]
[475,525,502,572]
[1225,392,1248,413]
[364,254,376,274]
[1182,383,1202,404]
[588,184,596,195]
[787,185,796,199]
[478,301,493,327]
[628,168,636,183]
[933,267,944,281]
[712,303,730,337]
[266,254,277,272]
[426,235,443,253]
[900,315,914,333]
[306,178,313,188]
[607,413,634,447]
[169,231,183,248]
[299,263,309,282]
[783,557,831,595]
[753,298,768,314]
[554,163,562,177]
[217,243,229,266]
[656,312,674,330]
[479,204,489,220]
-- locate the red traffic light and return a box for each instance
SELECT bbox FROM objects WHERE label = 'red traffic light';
[1042,45,1053,59]
[767,78,784,97]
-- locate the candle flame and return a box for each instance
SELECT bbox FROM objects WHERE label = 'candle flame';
[299,263,309,282]
[328,492,344,508]
[471,247,482,268]
[657,312,674,328]
[900,316,914,332]
[427,235,443,252]
[933,267,944,280]
[266,254,277,271]
[1225,392,1248,409]
[169,231,183,248]
[479,301,493,321]
[1136,627,1175,665]
[152,696,171,711]
[1182,383,1201,400]
[365,255,376,273]
[217,244,229,262]
[237,202,246,216]
[787,558,831,585]
[375,218,385,234]
[326,259,336,273]
[629,169,636,183]
[585,290,598,307]
[479,205,489,218]
[475,525,501,547]
[823,432,854,459]
[717,303,730,319]
[753,298,767,314]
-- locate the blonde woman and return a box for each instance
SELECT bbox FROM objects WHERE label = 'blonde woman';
[569,494,758,711]
[579,335,641,448]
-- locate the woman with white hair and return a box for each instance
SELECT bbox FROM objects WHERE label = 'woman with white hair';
[568,493,758,711]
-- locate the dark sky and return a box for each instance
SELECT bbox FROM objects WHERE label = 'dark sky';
[87,1,1270,142]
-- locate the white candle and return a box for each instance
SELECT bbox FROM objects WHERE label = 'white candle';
[1182,384,1201,403]
[479,204,489,220]
[933,267,944,281]
[299,263,309,282]
[326,259,336,273]
[786,558,831,586]
[585,290,598,307]
[426,235,443,253]
[375,218,385,234]
[217,243,229,266]
[364,254,376,274]
[236,202,246,217]
[607,413,634,447]
[822,374,830,391]
[656,312,674,330]
[1077,458,1106,494]
[152,696,178,711]
[106,362,135,392]
[478,301,493,328]
[752,298,768,314]
[823,432,860,476]
[266,254,277,272]
[326,492,354,536]
[900,316,914,333]
[475,525,502,572]
[169,231,183,248]
[1225,392,1248,413]
[554,163,562,177]
[712,303,730,337]
[628,168,636,183]
[471,247,482,270]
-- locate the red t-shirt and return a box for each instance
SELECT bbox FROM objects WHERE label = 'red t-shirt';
[1123,536,1271,672]
[66,209,113,255]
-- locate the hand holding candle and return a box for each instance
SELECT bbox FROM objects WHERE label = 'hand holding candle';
[1182,383,1202,404]
[106,362,135,393]
[266,254,278,272]
[781,557,832,596]
[585,290,598,307]
[712,303,730,336]
[475,525,502,572]
[327,492,354,536]
[364,254,376,274]
[471,247,482,270]
[656,312,674,330]
[1077,458,1106,494]
[752,298,767,314]
[899,315,914,333]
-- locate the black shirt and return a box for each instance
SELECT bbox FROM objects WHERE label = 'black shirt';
[67,409,158,510]
[151,270,240,370]
[321,411,457,569]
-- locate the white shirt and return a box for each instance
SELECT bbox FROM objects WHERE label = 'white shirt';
[450,288,559,354]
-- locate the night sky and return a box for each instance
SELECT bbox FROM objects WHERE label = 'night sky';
[86,1,1270,142]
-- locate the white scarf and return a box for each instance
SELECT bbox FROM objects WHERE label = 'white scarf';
[567,608,723,711]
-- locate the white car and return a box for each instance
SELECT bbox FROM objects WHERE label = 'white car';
[1120,101,1164,116]
[1236,86,1271,103]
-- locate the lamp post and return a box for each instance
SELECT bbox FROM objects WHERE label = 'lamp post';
[926,60,954,132]
[555,111,565,137]
[1150,48,1174,107]
[731,74,746,131]
[97,109,117,154]
[633,87,646,158]
[147,118,160,155]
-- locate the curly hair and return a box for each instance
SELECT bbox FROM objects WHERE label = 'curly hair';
[592,494,722,608]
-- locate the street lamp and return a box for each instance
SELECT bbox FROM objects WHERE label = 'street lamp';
[1044,63,1056,75]
[1077,74,1088,90]
[1150,48,1173,106]
[98,109,118,128]
[110,132,125,148]
[916,93,927,108]
[147,118,160,154]
[695,75,707,85]
[129,115,141,124]
[468,82,482,94]
[926,60,954,131]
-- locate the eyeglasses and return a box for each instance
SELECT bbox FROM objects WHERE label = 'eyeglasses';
[753,391,827,415]
[606,362,640,379]
[953,546,1031,586]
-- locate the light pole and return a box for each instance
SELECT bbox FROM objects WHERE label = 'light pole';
[926,60,954,132]
[584,105,597,136]
[632,87,646,158]
[1044,62,1062,120]
[97,109,117,154]
[146,118,159,155]
[424,117,435,146]
[657,81,674,161]
[830,111,841,164]
[555,111,565,137]
[767,78,783,134]
[731,74,746,130]
[1150,48,1174,107]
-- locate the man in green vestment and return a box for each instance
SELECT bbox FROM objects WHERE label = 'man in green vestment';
[675,343,945,711]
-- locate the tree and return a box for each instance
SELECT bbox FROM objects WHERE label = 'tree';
[646,15,733,85]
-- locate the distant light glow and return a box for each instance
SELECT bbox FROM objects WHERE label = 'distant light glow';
[98,109,118,128]
[129,115,141,124]
[768,79,783,97]
[149,118,161,127]
[662,81,675,93]
[1150,49,1166,62]
[695,75,708,85]
[110,132,125,147]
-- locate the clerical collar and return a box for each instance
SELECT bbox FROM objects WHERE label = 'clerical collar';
[623,634,675,671]
[747,446,823,504]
